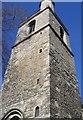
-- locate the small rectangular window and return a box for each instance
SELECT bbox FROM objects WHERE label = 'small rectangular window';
[60,26,64,40]
[39,49,42,53]
[37,79,39,84]
[29,20,36,34]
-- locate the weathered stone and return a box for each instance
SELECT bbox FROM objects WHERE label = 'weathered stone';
[0,1,82,120]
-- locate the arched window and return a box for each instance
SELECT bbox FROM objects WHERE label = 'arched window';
[29,20,36,34]
[1,109,23,120]
[35,106,39,117]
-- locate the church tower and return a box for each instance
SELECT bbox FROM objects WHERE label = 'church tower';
[1,0,82,119]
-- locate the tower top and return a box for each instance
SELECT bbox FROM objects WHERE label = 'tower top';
[40,0,55,12]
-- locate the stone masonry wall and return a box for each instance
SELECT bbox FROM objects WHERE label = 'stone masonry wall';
[49,27,82,118]
[0,90,2,120]
[1,7,82,119]
[2,26,50,118]
[16,9,49,45]
[49,10,71,50]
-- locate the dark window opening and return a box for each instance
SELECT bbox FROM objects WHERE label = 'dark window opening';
[10,116,20,120]
[29,20,36,34]
[82,104,83,109]
[39,49,42,53]
[60,26,64,40]
[37,79,39,84]
[40,32,42,34]
[35,106,39,117]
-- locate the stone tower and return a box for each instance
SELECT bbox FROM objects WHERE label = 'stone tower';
[1,0,82,119]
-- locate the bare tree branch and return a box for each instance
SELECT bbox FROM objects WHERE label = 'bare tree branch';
[2,3,28,80]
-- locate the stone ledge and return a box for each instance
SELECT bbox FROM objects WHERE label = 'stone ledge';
[12,24,74,58]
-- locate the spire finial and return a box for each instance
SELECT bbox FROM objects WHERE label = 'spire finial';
[40,0,55,12]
